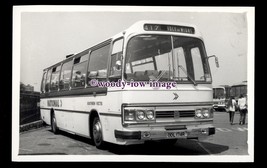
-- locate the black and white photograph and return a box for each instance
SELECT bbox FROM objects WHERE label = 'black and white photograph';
[12,6,254,162]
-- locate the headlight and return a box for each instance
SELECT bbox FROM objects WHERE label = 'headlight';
[123,107,155,124]
[195,109,203,118]
[195,108,212,119]
[202,109,210,118]
[136,110,145,120]
[146,110,155,120]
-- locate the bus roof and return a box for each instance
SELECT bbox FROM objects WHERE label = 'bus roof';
[213,86,225,89]
[231,81,247,87]
[213,85,230,89]
[43,20,203,71]
[112,20,202,40]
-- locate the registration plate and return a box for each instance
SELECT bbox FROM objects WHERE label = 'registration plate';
[167,131,187,138]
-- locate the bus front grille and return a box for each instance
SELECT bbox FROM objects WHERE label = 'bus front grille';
[156,111,174,118]
[156,110,195,119]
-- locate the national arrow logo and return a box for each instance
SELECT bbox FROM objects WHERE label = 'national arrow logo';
[173,93,179,100]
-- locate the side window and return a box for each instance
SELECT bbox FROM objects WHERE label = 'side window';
[45,68,52,92]
[50,65,61,91]
[59,60,73,90]
[191,47,205,81]
[71,53,89,88]
[87,44,111,84]
[110,38,123,77]
[41,71,47,93]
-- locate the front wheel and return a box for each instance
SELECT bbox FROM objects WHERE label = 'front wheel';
[92,117,106,149]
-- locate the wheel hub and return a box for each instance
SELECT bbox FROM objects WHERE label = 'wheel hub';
[93,121,102,142]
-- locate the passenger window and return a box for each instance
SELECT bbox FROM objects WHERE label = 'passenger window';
[59,60,73,90]
[45,68,52,92]
[50,65,61,91]
[88,44,110,85]
[71,53,89,88]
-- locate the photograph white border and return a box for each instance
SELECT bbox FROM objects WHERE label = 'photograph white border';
[12,5,255,162]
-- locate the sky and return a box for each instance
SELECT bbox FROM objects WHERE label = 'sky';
[17,7,253,91]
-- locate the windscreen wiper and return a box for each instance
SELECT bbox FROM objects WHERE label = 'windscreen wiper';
[156,70,167,81]
[178,65,197,86]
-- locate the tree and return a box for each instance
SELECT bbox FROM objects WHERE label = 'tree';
[20,82,26,91]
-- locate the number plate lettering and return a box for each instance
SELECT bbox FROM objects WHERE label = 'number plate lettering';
[167,131,187,138]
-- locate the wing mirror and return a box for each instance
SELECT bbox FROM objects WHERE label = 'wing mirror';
[208,55,219,68]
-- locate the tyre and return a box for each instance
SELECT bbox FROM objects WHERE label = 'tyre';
[51,112,59,134]
[92,116,106,149]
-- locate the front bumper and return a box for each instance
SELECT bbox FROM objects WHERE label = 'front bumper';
[115,127,215,140]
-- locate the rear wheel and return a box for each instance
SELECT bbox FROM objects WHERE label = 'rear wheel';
[92,116,106,149]
[51,112,59,134]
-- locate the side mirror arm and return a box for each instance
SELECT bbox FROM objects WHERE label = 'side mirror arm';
[207,55,219,68]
